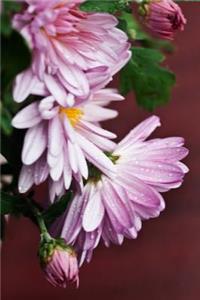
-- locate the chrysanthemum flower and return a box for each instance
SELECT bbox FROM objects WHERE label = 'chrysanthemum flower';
[12,0,131,103]
[52,116,188,265]
[140,0,186,40]
[12,89,123,201]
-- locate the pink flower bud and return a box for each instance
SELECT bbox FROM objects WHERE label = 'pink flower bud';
[141,0,186,40]
[39,238,79,288]
[43,247,79,288]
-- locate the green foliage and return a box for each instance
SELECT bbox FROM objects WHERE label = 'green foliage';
[0,191,72,228]
[0,191,72,231]
[80,0,131,13]
[120,47,176,110]
[1,28,31,139]
[0,105,13,135]
[42,192,73,228]
[1,30,31,86]
[1,0,22,36]
[0,191,31,216]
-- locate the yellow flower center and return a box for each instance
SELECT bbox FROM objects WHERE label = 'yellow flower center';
[59,107,83,127]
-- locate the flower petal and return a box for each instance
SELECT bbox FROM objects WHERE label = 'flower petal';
[22,122,47,165]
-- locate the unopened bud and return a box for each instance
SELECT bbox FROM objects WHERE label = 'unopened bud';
[139,0,186,40]
[39,237,79,288]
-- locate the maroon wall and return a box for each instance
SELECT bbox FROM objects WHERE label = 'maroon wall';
[1,3,200,300]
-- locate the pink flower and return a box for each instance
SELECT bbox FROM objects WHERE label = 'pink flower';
[12,0,131,103]
[12,88,123,201]
[141,0,186,40]
[42,245,79,288]
[51,116,188,265]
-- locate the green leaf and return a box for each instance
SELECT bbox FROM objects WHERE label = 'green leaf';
[119,12,148,40]
[42,192,73,228]
[1,1,22,37]
[80,0,130,13]
[1,30,31,86]
[0,105,13,135]
[120,47,176,110]
[0,191,29,215]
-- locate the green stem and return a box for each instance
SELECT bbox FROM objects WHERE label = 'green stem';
[26,198,51,242]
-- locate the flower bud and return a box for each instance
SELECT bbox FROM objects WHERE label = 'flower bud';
[39,238,79,288]
[139,0,186,40]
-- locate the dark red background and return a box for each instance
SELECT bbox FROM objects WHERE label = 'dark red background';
[1,3,200,300]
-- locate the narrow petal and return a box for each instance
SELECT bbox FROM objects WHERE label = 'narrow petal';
[12,102,41,129]
[44,74,68,107]
[18,165,34,193]
[13,69,37,102]
[22,122,47,165]
[83,189,105,232]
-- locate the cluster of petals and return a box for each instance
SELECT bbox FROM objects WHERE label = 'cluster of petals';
[145,0,186,40]
[13,0,131,104]
[43,248,79,288]
[50,116,189,264]
[12,88,123,201]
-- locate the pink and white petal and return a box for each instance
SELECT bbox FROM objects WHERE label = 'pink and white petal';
[92,88,124,104]
[18,165,34,193]
[12,102,41,129]
[74,144,88,179]
[76,133,115,177]
[62,115,76,143]
[13,69,37,102]
[22,122,47,165]
[101,179,134,230]
[123,160,185,185]
[116,116,161,151]
[146,137,185,149]
[44,74,68,107]
[50,151,64,181]
[34,153,49,185]
[102,217,124,246]
[176,162,189,173]
[57,59,89,96]
[83,104,118,122]
[83,189,105,232]
[63,143,73,189]
[79,119,116,139]
[61,185,91,243]
[77,127,116,151]
[136,145,189,162]
[68,140,78,173]
[118,174,165,211]
[48,116,63,156]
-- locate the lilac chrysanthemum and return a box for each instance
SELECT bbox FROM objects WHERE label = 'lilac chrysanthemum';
[51,116,189,265]
[12,0,131,103]
[12,88,124,201]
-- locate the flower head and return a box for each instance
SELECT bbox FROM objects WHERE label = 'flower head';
[12,0,131,103]
[12,88,123,201]
[39,237,79,288]
[140,0,186,40]
[51,116,188,265]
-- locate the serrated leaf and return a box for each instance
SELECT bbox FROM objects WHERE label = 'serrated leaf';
[42,192,73,228]
[120,47,176,110]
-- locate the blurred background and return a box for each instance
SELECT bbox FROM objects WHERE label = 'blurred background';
[1,3,200,300]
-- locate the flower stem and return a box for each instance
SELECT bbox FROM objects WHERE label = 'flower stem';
[26,198,51,242]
